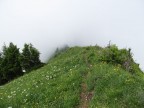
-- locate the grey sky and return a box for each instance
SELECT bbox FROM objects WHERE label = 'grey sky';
[0,0,144,69]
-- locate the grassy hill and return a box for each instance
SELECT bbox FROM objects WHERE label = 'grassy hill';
[0,46,144,108]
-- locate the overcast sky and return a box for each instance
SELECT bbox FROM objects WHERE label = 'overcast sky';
[0,0,144,70]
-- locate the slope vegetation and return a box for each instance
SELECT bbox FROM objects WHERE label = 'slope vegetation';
[0,46,144,108]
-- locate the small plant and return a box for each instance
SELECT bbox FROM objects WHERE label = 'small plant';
[88,52,95,63]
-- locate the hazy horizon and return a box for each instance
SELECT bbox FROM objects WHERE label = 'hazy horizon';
[0,0,144,70]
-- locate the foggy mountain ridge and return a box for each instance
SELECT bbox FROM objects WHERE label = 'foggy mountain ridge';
[0,0,144,70]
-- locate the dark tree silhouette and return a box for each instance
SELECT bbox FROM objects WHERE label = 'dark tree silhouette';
[0,43,23,84]
[20,43,42,72]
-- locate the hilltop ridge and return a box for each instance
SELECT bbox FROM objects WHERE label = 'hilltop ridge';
[0,45,144,108]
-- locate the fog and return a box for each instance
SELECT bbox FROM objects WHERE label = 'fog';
[0,0,144,70]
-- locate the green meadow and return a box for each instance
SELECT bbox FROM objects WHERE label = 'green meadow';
[0,46,144,108]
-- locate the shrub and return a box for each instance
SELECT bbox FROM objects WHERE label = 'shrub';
[99,44,139,73]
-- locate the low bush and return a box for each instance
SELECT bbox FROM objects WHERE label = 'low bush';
[99,44,140,73]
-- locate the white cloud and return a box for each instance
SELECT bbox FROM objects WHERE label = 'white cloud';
[0,0,144,70]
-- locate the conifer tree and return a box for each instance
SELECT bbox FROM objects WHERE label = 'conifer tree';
[20,43,42,72]
[0,43,23,82]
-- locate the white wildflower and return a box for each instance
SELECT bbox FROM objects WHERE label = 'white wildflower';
[8,95,12,98]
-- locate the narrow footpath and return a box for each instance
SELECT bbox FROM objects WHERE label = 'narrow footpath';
[79,53,94,108]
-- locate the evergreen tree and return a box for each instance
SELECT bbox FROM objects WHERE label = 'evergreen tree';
[20,43,42,72]
[0,43,23,82]
[0,52,3,84]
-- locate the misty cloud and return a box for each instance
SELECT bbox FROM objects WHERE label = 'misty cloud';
[0,0,144,69]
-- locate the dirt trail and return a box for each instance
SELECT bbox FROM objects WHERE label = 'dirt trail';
[80,83,88,108]
[79,53,94,108]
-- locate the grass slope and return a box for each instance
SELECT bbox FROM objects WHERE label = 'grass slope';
[0,46,144,108]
